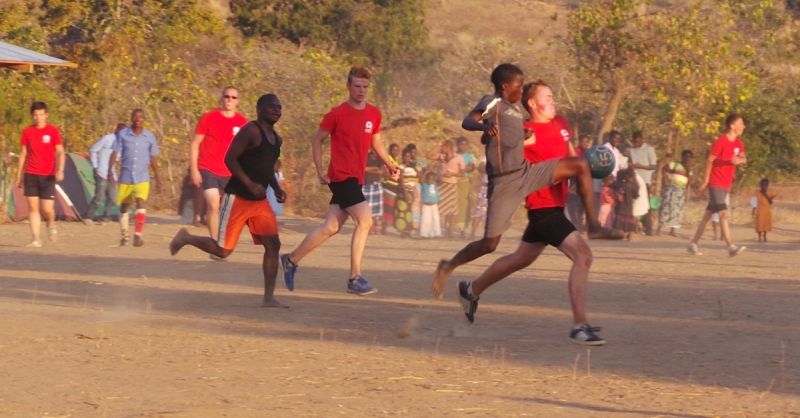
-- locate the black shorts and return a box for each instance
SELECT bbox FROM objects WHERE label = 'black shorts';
[521,207,576,247]
[329,177,366,209]
[706,187,729,213]
[201,170,230,192]
[23,173,56,199]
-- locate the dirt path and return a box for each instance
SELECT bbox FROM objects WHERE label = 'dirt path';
[1,216,798,417]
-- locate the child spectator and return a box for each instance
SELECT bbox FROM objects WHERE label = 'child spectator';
[614,168,640,240]
[420,171,442,238]
[597,175,616,229]
[754,178,777,242]
[648,182,661,234]
[469,155,488,239]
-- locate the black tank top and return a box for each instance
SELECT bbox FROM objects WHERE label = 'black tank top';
[225,122,281,200]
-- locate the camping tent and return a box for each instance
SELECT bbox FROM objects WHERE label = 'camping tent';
[5,152,117,221]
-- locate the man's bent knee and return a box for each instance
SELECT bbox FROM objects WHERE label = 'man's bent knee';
[262,235,281,252]
[480,236,501,253]
[322,221,342,236]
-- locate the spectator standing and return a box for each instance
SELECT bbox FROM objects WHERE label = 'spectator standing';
[420,171,442,238]
[754,178,777,242]
[438,140,465,237]
[456,137,476,236]
[362,149,384,233]
[658,150,693,236]
[628,131,658,234]
[86,123,126,223]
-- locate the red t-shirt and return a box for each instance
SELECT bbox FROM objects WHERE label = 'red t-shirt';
[708,135,745,190]
[195,109,248,176]
[320,102,382,185]
[20,124,63,176]
[524,115,572,209]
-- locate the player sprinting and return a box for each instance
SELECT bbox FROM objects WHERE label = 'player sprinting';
[279,66,398,296]
[456,80,605,345]
[432,64,620,299]
[170,94,287,307]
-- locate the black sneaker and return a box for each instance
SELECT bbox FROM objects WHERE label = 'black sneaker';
[569,324,606,346]
[458,281,479,323]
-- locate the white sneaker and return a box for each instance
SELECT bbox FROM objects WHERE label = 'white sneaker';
[687,243,702,255]
[26,240,43,248]
[47,227,58,242]
[729,245,746,257]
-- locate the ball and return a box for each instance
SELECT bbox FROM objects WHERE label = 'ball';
[585,144,616,179]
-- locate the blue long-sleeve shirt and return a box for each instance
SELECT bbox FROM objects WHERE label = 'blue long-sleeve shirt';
[89,132,117,180]
[113,127,160,184]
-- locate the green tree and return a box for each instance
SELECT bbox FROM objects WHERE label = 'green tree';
[229,0,432,67]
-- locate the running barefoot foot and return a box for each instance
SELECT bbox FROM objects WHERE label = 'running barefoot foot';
[432,259,453,299]
[261,297,289,308]
[169,228,190,255]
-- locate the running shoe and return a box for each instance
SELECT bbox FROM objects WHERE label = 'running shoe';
[120,235,130,247]
[570,324,606,346]
[458,281,479,323]
[133,234,144,247]
[26,240,43,248]
[728,244,746,257]
[280,254,298,291]
[687,242,702,255]
[347,275,377,296]
[47,227,58,242]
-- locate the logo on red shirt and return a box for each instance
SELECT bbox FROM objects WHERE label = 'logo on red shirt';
[365,121,374,134]
[43,135,51,144]
[233,126,240,135]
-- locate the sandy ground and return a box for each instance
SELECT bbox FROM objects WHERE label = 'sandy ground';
[1,214,799,418]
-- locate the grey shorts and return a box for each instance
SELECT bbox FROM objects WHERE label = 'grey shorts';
[201,170,230,192]
[707,187,729,213]
[484,159,559,238]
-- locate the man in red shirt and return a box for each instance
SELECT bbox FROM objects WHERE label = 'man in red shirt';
[688,114,747,257]
[280,66,397,296]
[15,102,65,247]
[456,81,606,345]
[190,86,248,242]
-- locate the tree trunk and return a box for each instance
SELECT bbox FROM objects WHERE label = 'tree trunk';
[597,69,626,142]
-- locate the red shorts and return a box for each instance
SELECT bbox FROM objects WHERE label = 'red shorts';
[216,194,278,250]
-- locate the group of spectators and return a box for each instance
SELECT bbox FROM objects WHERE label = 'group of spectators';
[361,137,487,239]
[564,130,696,241]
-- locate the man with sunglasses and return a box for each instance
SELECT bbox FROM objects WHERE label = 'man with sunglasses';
[190,86,248,243]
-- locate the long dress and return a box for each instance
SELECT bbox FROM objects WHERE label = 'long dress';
[755,191,776,233]
[394,164,420,236]
[659,161,689,229]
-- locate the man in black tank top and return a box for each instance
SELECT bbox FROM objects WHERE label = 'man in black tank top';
[170,94,288,308]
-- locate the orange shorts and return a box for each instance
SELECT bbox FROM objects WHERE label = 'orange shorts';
[216,194,278,250]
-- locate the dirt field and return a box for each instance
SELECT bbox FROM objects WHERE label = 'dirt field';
[1,214,799,417]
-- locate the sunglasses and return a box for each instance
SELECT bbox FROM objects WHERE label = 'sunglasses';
[223,95,238,100]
